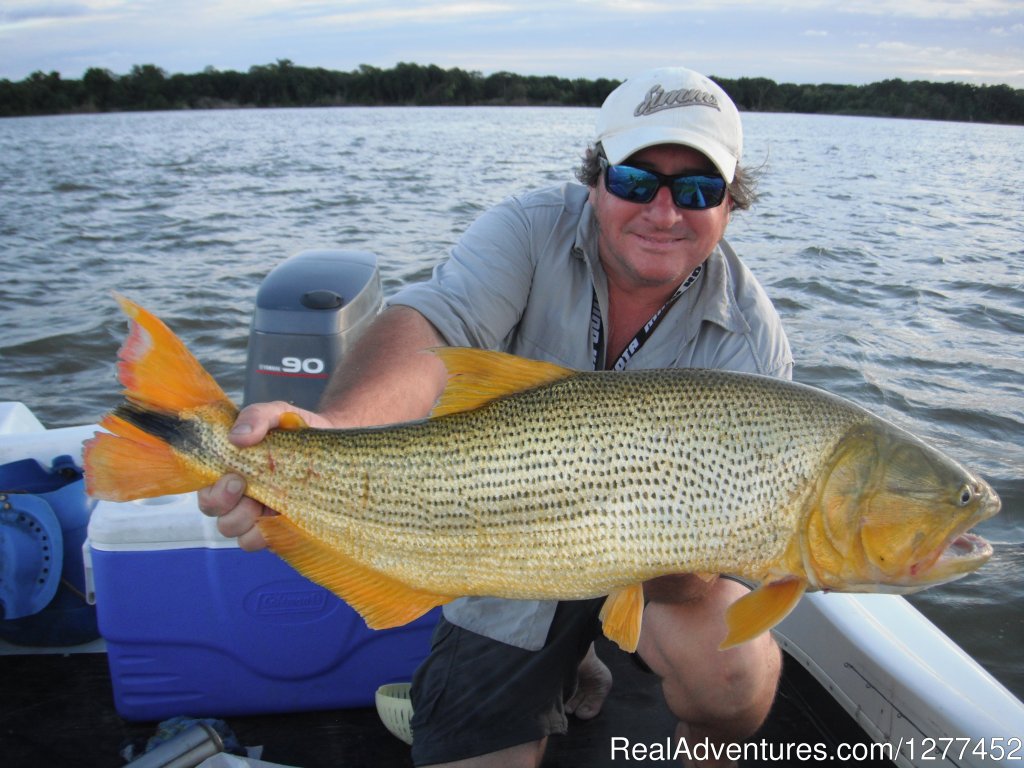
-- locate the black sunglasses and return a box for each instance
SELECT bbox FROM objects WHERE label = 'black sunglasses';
[600,157,727,210]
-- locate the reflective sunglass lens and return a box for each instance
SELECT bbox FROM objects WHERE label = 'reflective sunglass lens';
[673,177,725,209]
[606,166,658,203]
[603,162,726,210]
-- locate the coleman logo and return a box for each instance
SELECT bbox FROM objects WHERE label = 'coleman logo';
[634,84,720,116]
[256,589,328,614]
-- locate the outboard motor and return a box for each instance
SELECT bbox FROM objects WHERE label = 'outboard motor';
[244,250,383,409]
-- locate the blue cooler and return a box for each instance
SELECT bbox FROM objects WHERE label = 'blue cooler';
[87,496,438,721]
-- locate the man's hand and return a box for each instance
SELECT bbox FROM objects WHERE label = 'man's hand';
[196,401,334,551]
[197,306,448,551]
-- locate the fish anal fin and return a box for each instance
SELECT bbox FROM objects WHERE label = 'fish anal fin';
[720,578,806,650]
[113,292,234,414]
[599,584,645,653]
[430,348,576,417]
[257,515,451,628]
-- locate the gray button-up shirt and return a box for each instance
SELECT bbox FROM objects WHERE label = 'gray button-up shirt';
[390,182,793,650]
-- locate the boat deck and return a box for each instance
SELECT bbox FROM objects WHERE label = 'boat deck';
[2,639,893,767]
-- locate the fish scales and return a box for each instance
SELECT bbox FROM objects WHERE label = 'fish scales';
[189,369,867,599]
[85,298,1000,651]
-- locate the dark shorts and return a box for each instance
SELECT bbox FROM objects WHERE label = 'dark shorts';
[409,598,604,766]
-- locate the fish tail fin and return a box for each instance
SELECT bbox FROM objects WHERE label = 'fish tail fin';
[84,412,210,500]
[83,295,234,501]
[111,292,232,412]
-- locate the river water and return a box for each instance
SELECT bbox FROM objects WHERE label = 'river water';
[0,106,1021,698]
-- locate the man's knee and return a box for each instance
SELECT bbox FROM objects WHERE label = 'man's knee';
[638,579,782,737]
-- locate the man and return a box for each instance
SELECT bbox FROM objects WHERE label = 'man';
[199,66,792,767]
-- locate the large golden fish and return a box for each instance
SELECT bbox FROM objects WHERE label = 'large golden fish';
[83,296,1000,652]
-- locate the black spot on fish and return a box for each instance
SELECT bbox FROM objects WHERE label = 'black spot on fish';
[112,403,200,452]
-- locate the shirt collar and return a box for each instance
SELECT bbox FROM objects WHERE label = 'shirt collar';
[573,201,749,336]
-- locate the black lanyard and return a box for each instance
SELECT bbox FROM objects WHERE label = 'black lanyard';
[590,264,703,371]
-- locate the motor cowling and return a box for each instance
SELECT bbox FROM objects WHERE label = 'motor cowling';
[243,250,383,409]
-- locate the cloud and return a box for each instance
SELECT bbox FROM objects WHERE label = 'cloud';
[250,1,518,28]
[858,40,1024,84]
[844,0,1021,19]
[989,23,1024,36]
[1,4,87,22]
[1,0,1022,86]
[581,0,1022,18]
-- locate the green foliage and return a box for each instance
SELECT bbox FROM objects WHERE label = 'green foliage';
[1,61,1021,125]
[716,75,1024,124]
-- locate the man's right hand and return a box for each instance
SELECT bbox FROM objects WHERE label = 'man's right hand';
[196,307,449,551]
[196,401,336,551]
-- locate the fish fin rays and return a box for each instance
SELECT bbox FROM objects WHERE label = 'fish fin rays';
[720,578,806,650]
[112,292,234,414]
[84,295,238,501]
[83,424,210,500]
[599,584,645,653]
[258,515,452,628]
[430,347,576,417]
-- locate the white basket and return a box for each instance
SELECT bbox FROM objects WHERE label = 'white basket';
[375,682,414,745]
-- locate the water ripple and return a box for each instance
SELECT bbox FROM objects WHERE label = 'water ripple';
[0,107,1021,697]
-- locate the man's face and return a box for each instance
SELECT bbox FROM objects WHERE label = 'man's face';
[589,144,731,294]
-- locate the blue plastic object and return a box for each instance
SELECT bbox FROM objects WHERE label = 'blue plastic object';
[0,492,63,619]
[0,455,99,645]
[92,542,440,720]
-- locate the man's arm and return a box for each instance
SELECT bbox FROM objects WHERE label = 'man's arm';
[196,305,448,549]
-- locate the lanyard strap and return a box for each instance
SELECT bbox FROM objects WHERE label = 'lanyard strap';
[591,264,703,371]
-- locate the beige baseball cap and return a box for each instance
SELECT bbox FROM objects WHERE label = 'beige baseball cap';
[596,67,742,183]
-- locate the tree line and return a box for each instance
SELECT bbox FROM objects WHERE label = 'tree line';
[2,60,1022,125]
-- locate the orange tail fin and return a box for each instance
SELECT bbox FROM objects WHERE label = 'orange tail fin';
[83,294,236,501]
[111,292,231,412]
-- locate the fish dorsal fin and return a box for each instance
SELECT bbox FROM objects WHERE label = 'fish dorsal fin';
[720,578,806,650]
[430,348,576,418]
[257,515,452,629]
[599,584,645,653]
[112,292,232,413]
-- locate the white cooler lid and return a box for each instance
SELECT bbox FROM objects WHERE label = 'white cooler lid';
[87,493,240,551]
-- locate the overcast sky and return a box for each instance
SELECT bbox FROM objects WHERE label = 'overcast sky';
[2,0,1022,87]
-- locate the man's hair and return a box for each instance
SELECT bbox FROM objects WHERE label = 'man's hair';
[574,143,759,211]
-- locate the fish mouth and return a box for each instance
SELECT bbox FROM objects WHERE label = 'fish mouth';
[910,480,1001,587]
[930,532,993,571]
[907,531,994,588]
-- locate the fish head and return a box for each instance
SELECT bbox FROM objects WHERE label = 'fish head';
[800,422,1000,593]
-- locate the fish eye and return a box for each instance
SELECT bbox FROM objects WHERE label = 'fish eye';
[957,484,974,507]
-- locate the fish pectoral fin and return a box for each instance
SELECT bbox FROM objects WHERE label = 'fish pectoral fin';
[258,515,451,629]
[599,584,645,653]
[430,347,576,417]
[720,578,806,650]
